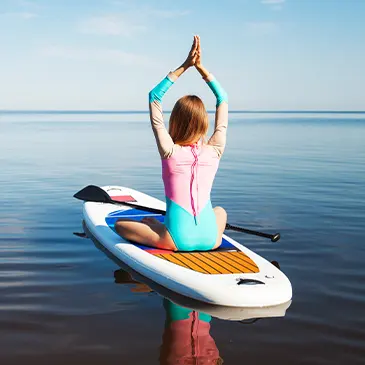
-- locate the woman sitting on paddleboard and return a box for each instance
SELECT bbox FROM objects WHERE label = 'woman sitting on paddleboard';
[115,35,228,251]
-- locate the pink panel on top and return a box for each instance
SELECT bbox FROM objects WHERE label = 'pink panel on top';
[162,144,220,216]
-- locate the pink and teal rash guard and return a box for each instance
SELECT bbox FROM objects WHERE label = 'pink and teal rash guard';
[149,72,228,251]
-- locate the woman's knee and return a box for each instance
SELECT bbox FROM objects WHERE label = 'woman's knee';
[214,206,227,220]
[115,220,129,236]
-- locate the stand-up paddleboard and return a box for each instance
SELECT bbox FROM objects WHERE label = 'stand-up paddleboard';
[83,186,292,307]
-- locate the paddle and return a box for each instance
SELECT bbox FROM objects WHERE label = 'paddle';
[74,185,281,242]
[74,185,166,215]
[225,223,280,242]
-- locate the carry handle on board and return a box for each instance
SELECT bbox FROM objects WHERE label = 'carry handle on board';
[73,185,281,242]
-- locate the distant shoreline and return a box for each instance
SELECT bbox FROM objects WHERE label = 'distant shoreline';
[1,110,365,115]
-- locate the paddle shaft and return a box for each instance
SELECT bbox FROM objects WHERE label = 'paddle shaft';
[74,185,280,242]
[114,199,280,242]
[111,201,280,241]
[225,223,280,242]
[111,199,166,216]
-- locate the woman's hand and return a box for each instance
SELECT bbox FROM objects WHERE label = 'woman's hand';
[195,35,202,69]
[172,36,204,78]
[182,35,198,68]
[194,35,210,79]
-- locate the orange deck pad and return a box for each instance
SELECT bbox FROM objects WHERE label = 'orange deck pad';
[154,250,259,274]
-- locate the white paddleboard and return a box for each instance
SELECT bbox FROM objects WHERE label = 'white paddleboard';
[83,186,292,308]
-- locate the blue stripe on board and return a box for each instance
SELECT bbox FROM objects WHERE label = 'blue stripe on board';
[107,209,162,217]
[106,209,235,251]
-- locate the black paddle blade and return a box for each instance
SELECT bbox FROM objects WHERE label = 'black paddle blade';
[73,185,111,203]
[271,260,281,270]
[271,233,281,242]
[73,232,88,238]
[74,185,167,215]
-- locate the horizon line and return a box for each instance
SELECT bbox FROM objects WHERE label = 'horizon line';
[1,110,365,114]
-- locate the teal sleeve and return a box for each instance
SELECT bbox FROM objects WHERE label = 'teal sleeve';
[149,76,174,104]
[207,79,228,107]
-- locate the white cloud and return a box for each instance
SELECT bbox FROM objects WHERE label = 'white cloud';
[261,0,286,4]
[149,9,190,18]
[78,15,145,36]
[261,0,286,10]
[111,0,128,5]
[19,0,43,9]
[0,1,42,20]
[20,12,37,19]
[41,45,154,66]
[245,21,278,35]
[111,1,190,18]
[78,7,189,36]
[0,12,38,19]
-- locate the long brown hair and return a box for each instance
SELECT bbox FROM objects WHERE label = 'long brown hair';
[169,95,209,146]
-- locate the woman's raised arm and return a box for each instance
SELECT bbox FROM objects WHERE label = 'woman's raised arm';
[148,37,199,158]
[195,36,228,157]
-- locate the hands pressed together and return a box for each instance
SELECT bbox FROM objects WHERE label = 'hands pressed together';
[183,35,202,69]
[175,35,209,79]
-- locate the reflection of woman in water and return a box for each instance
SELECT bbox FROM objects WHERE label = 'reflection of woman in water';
[160,298,223,365]
[114,269,223,364]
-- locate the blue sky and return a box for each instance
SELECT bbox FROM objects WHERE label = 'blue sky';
[1,0,364,110]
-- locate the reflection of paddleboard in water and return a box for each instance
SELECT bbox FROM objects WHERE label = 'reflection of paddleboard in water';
[80,185,292,308]
[113,269,222,364]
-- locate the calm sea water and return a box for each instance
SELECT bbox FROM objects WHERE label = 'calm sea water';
[0,111,364,364]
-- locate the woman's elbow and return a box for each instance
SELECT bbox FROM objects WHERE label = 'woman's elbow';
[216,89,228,105]
[217,95,228,107]
[148,90,155,104]
[221,91,228,103]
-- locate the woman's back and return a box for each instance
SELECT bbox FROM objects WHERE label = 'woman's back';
[162,143,219,219]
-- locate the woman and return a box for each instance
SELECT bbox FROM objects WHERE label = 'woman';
[115,35,228,251]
